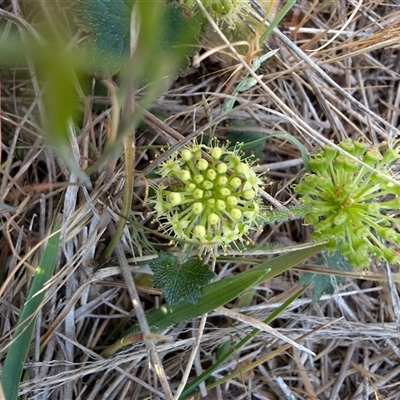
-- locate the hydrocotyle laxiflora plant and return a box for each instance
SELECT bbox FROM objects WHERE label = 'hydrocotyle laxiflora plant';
[294,139,400,268]
[151,140,267,255]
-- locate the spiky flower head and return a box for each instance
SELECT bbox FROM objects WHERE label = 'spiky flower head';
[294,138,400,268]
[151,140,266,254]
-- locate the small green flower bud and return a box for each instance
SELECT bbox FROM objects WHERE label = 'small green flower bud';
[181,149,192,162]
[212,147,222,160]
[333,210,348,225]
[348,251,370,268]
[339,241,352,255]
[370,245,384,259]
[294,174,318,194]
[323,146,337,161]
[179,170,191,181]
[194,225,206,238]
[217,176,228,186]
[318,176,333,189]
[325,239,337,251]
[365,202,380,213]
[197,159,209,171]
[343,158,358,174]
[339,139,355,154]
[193,188,204,199]
[363,148,380,166]
[334,155,346,169]
[220,188,231,197]
[202,180,214,190]
[169,193,182,206]
[304,213,320,225]
[381,148,400,165]
[243,189,255,200]
[186,183,196,192]
[356,226,370,238]
[216,199,226,210]
[384,249,400,264]
[229,177,242,189]
[207,169,217,181]
[194,174,204,184]
[343,184,356,195]
[204,190,212,199]
[216,163,228,174]
[227,196,238,206]
[192,202,203,214]
[227,154,240,167]
[236,162,249,175]
[377,227,397,241]
[231,208,242,220]
[208,213,219,225]
[353,138,367,157]
[207,198,216,207]
[309,154,329,173]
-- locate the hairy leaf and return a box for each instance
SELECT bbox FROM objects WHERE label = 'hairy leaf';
[150,252,215,305]
[299,252,352,302]
[73,0,200,78]
[73,0,131,76]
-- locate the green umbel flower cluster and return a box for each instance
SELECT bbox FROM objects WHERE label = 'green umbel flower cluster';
[294,139,400,267]
[152,141,265,254]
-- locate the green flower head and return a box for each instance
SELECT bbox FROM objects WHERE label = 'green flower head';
[151,140,266,254]
[295,138,400,268]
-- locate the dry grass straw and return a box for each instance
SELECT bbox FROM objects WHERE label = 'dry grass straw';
[1,0,400,399]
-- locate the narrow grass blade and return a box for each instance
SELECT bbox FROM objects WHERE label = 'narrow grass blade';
[180,285,309,399]
[1,222,61,400]
[259,0,296,43]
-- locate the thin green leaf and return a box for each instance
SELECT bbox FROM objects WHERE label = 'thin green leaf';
[264,132,310,171]
[236,75,263,93]
[259,0,296,43]
[251,49,279,72]
[180,285,309,399]
[1,222,61,400]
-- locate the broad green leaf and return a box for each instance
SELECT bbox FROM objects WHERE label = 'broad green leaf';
[73,0,130,76]
[299,251,352,302]
[73,0,201,78]
[160,2,201,78]
[150,252,215,304]
[1,222,61,400]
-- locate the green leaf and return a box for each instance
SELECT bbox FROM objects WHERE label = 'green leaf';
[226,120,266,160]
[1,222,62,400]
[150,252,215,305]
[72,1,200,78]
[180,285,309,399]
[73,0,131,76]
[160,2,201,78]
[299,251,352,302]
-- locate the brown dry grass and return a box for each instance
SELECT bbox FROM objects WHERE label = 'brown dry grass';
[1,0,400,399]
